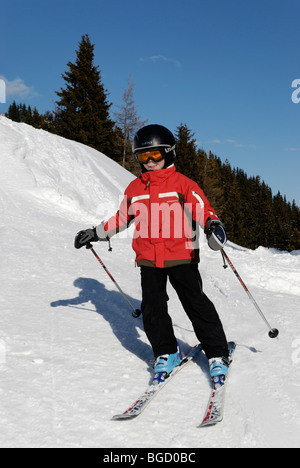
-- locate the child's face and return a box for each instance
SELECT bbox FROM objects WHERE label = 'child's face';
[143,158,165,171]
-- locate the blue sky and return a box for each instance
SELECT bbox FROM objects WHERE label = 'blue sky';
[1,0,300,205]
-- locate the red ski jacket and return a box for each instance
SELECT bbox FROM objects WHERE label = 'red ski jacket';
[103,165,219,268]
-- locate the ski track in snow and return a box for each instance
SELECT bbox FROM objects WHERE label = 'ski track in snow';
[0,116,299,448]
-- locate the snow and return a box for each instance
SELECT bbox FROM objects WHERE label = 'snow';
[0,115,299,448]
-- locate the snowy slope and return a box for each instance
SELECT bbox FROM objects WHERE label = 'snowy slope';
[0,115,299,448]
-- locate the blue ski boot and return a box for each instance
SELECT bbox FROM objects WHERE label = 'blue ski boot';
[209,357,229,378]
[153,345,182,384]
[154,352,181,375]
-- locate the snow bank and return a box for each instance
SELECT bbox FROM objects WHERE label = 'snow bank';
[232,246,300,296]
[0,116,134,223]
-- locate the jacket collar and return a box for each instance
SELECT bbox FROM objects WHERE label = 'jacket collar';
[140,164,176,186]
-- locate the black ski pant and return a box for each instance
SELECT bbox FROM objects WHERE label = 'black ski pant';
[140,264,228,360]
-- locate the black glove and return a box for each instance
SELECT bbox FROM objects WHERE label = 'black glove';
[205,219,228,251]
[74,228,98,249]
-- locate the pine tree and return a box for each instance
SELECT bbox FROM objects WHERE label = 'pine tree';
[290,201,300,250]
[6,101,21,121]
[54,34,114,156]
[197,149,207,188]
[175,123,200,180]
[201,152,225,218]
[272,192,288,250]
[234,168,253,247]
[257,181,275,247]
[220,159,241,243]
[113,75,147,168]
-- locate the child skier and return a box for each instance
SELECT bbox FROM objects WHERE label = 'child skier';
[75,124,229,379]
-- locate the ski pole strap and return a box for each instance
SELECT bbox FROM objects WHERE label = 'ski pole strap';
[221,250,228,269]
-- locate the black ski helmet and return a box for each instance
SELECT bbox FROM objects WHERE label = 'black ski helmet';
[133,124,176,171]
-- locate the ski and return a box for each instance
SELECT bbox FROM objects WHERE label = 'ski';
[199,341,236,427]
[112,344,202,420]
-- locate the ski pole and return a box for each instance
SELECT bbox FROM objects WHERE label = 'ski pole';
[221,249,279,339]
[86,243,142,318]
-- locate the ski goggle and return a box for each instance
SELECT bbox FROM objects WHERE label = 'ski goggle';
[136,150,164,164]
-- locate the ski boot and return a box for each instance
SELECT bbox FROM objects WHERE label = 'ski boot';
[209,356,230,387]
[153,348,182,384]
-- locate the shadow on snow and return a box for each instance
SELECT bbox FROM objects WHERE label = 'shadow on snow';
[50,277,210,378]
